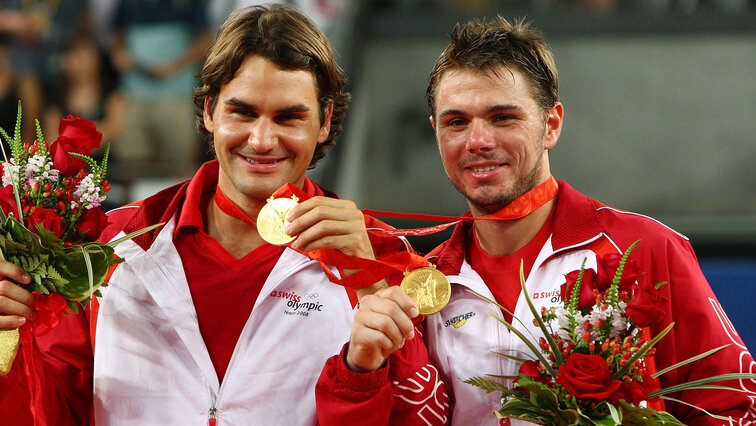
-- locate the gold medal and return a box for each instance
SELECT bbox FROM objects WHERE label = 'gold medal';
[0,328,19,375]
[256,195,299,245]
[400,265,451,315]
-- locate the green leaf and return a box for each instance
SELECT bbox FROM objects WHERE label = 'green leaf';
[463,376,511,394]
[660,396,735,422]
[518,259,564,365]
[652,344,730,378]
[649,373,756,397]
[617,400,684,425]
[491,351,530,364]
[483,309,557,378]
[107,222,165,248]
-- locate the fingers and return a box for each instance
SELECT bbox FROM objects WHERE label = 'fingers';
[285,197,375,259]
[345,286,420,372]
[0,280,35,329]
[0,261,31,286]
[0,261,34,329]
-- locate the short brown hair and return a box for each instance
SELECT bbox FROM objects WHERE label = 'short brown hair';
[194,4,350,168]
[426,17,558,117]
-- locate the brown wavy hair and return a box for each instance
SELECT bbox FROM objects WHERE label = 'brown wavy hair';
[194,4,350,168]
[426,16,559,118]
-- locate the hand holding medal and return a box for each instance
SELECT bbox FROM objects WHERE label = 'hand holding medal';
[253,185,452,315]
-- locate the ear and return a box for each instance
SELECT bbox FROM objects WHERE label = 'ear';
[203,95,215,133]
[429,115,437,130]
[543,102,563,151]
[317,103,334,144]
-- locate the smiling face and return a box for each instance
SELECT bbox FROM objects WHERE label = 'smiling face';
[431,66,563,215]
[204,55,332,210]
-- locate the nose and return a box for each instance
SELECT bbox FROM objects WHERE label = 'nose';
[248,117,276,152]
[465,119,496,153]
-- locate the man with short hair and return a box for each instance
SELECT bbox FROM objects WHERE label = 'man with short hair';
[318,16,755,425]
[0,5,447,424]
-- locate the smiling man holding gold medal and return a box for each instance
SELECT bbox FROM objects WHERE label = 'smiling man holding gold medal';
[0,5,448,425]
[317,15,755,426]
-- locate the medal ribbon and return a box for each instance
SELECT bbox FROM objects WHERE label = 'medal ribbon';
[214,186,256,225]
[213,177,558,289]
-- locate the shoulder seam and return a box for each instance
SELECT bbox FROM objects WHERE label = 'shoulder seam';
[596,206,688,241]
[106,204,140,215]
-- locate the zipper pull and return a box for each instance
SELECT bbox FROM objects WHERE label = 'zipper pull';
[209,406,217,426]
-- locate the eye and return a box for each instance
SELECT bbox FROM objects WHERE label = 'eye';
[231,108,256,118]
[446,117,468,127]
[275,113,304,124]
[492,114,514,123]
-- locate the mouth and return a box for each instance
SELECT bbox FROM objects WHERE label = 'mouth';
[240,154,287,167]
[467,164,498,173]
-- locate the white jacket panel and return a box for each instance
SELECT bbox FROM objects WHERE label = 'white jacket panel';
[93,218,354,425]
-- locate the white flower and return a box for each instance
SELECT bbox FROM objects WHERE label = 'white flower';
[24,154,59,184]
[1,162,21,187]
[73,174,105,208]
[610,303,628,338]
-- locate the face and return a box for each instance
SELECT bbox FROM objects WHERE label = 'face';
[204,55,332,209]
[431,66,563,215]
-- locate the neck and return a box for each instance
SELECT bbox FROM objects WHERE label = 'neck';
[472,198,555,256]
[206,193,266,258]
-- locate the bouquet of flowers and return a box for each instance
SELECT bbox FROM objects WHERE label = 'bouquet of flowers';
[0,105,159,426]
[0,108,117,316]
[465,240,754,425]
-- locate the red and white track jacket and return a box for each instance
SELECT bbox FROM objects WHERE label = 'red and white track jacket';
[0,161,445,425]
[425,181,755,426]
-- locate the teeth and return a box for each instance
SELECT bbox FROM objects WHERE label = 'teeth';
[245,158,278,165]
[470,165,496,172]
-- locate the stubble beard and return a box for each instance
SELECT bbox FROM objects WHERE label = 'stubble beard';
[452,156,544,215]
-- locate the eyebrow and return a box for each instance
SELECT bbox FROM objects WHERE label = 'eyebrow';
[438,104,524,120]
[225,97,311,114]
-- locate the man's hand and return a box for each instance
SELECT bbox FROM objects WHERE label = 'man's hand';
[345,286,419,372]
[0,261,34,330]
[285,196,376,260]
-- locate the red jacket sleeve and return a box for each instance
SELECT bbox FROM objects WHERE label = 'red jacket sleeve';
[630,234,755,424]
[0,307,93,425]
[316,323,449,425]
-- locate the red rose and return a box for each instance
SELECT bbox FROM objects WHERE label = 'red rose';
[608,366,661,406]
[75,207,108,241]
[50,136,88,176]
[556,353,621,400]
[560,268,598,310]
[517,360,553,386]
[58,115,102,153]
[626,280,667,327]
[608,380,646,405]
[0,185,19,217]
[26,208,63,238]
[596,253,643,294]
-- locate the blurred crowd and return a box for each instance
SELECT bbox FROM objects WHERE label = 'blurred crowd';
[0,0,349,206]
[0,0,750,206]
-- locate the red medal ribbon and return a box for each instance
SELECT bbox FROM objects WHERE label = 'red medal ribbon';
[19,292,69,426]
[361,176,559,237]
[214,186,256,225]
[212,177,559,290]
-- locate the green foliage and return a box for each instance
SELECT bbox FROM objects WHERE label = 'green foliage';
[0,209,119,312]
[463,376,513,394]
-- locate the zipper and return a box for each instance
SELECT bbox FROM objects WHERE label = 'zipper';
[208,406,217,426]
